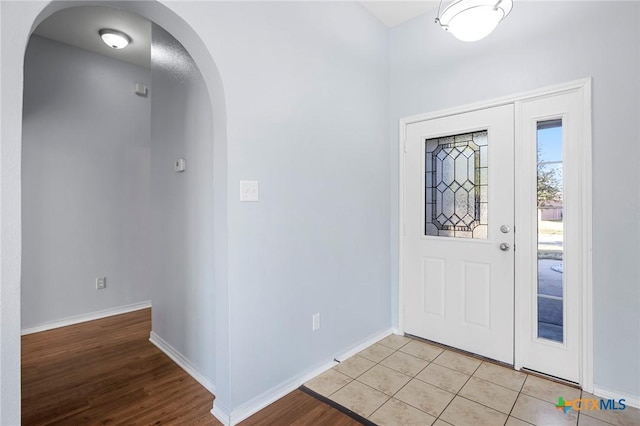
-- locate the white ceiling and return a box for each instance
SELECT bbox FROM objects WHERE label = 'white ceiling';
[359,1,440,27]
[33,2,439,69]
[34,6,151,69]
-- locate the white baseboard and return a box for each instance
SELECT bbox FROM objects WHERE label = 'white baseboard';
[593,385,640,409]
[211,327,393,425]
[334,328,393,363]
[212,403,231,426]
[219,358,338,425]
[149,331,216,395]
[21,300,151,335]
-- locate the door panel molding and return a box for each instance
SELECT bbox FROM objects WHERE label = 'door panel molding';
[402,105,515,364]
[398,78,592,391]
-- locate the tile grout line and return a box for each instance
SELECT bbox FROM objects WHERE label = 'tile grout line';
[432,358,484,423]
[505,371,529,424]
[345,338,411,420]
[575,388,618,426]
[357,340,488,423]
[314,336,600,426]
[366,338,435,421]
[353,345,466,422]
[509,379,594,425]
[358,336,420,420]
[363,339,411,420]
[469,372,527,394]
[400,346,541,423]
[327,356,379,399]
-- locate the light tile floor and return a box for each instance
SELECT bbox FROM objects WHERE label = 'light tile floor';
[304,334,640,426]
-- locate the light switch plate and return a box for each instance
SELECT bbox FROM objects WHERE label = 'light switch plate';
[240,180,259,202]
[175,158,186,172]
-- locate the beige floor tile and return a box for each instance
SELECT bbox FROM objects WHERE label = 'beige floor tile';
[506,416,534,425]
[304,369,351,397]
[433,421,455,426]
[416,362,470,393]
[459,376,519,414]
[473,361,528,391]
[378,334,413,350]
[520,375,581,404]
[357,364,411,396]
[399,340,444,362]
[394,378,455,417]
[440,396,508,426]
[333,355,375,379]
[578,414,613,426]
[433,350,482,375]
[579,392,640,426]
[380,350,429,377]
[369,398,437,426]
[330,380,389,418]
[511,393,578,425]
[358,343,395,363]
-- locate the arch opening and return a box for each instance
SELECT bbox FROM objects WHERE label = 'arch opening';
[18,1,229,422]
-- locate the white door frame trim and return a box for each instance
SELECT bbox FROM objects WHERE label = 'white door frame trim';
[398,78,593,392]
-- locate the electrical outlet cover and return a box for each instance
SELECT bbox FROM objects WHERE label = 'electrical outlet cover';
[312,313,321,331]
[96,277,106,290]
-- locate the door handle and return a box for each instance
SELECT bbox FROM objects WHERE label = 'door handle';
[499,243,510,251]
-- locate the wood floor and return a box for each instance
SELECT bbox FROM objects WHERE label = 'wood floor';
[241,390,362,426]
[22,309,360,425]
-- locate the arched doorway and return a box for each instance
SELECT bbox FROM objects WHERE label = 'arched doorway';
[1,1,228,423]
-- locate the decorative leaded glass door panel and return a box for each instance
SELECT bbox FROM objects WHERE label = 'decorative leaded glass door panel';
[402,105,515,364]
[425,131,488,239]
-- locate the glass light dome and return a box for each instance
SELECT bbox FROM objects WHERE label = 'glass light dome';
[99,29,131,50]
[438,0,513,42]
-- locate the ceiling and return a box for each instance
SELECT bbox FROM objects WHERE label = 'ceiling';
[33,6,151,68]
[359,1,440,27]
[32,2,440,69]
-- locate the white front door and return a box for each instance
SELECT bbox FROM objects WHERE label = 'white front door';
[402,105,515,364]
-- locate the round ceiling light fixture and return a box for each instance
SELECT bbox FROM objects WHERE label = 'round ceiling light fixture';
[436,0,513,42]
[99,29,131,49]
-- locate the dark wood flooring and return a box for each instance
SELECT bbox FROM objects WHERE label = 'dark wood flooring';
[22,308,360,425]
[240,390,362,426]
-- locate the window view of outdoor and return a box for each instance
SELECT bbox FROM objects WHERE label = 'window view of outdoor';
[537,119,564,343]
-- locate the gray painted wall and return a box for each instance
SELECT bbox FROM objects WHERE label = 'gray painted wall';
[389,1,640,398]
[149,23,216,385]
[192,2,391,409]
[22,35,152,329]
[7,2,637,423]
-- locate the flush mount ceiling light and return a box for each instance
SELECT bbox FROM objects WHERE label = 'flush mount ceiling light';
[99,29,131,49]
[435,0,513,42]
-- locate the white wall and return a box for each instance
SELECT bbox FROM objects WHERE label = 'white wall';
[21,35,151,329]
[389,1,640,399]
[5,1,389,421]
[4,1,639,424]
[149,23,215,386]
[187,2,390,412]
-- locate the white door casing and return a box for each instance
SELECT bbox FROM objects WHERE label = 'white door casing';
[515,88,590,383]
[402,105,515,364]
[398,80,592,388]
